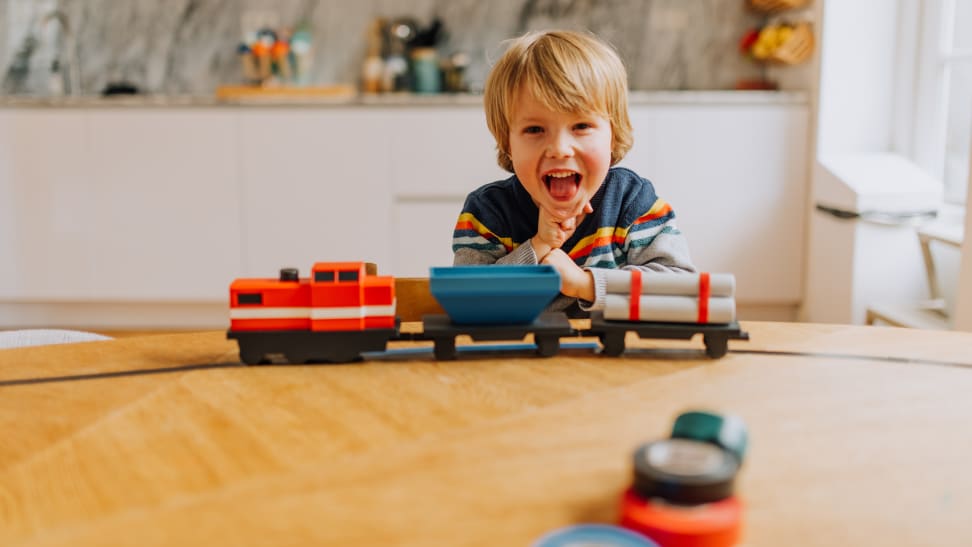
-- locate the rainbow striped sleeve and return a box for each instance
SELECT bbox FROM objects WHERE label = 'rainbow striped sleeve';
[565,198,678,267]
[626,199,679,250]
[567,226,622,266]
[452,212,515,254]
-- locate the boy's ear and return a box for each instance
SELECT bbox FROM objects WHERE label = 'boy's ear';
[497,147,515,172]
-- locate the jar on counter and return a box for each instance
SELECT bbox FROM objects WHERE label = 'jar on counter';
[410,47,441,94]
[361,55,384,93]
[381,54,408,92]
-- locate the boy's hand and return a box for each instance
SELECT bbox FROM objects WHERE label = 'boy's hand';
[541,249,595,302]
[531,202,594,260]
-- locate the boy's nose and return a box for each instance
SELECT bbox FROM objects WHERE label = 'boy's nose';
[545,131,575,158]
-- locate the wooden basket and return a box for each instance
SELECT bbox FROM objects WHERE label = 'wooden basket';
[215,84,356,102]
[748,0,812,13]
[769,22,814,64]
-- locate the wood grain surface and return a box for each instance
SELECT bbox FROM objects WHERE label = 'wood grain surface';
[1,322,971,546]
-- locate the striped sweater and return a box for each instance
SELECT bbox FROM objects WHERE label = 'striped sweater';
[453,167,696,313]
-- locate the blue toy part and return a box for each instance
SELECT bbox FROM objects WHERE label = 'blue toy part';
[429,265,561,325]
[532,524,660,547]
[671,410,748,465]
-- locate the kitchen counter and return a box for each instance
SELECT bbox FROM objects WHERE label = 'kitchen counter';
[0,89,809,108]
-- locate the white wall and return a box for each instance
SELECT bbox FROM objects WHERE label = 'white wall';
[814,0,898,156]
[802,0,958,326]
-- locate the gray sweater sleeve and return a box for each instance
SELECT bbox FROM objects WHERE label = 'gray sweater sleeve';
[454,240,539,266]
[582,224,696,311]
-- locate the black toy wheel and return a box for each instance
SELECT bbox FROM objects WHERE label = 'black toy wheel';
[703,334,729,359]
[239,349,267,365]
[600,332,626,357]
[434,338,457,360]
[283,350,310,364]
[535,336,560,357]
[316,349,363,364]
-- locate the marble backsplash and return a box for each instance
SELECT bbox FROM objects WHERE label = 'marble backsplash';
[1,0,794,97]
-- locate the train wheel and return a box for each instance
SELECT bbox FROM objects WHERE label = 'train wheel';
[434,338,457,360]
[600,332,626,357]
[286,348,360,364]
[535,335,560,357]
[239,349,266,365]
[703,334,729,359]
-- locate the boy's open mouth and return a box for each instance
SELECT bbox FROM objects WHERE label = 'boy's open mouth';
[543,171,581,201]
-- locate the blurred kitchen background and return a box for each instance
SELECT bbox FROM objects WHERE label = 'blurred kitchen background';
[1,0,970,335]
[1,0,812,97]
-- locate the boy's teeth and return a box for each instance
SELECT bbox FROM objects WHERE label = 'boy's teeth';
[544,172,578,185]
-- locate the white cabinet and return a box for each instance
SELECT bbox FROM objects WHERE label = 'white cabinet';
[0,96,810,328]
[386,107,508,277]
[85,110,240,300]
[621,103,809,304]
[393,200,466,276]
[0,109,239,301]
[387,108,506,196]
[237,109,393,276]
[238,107,507,279]
[0,110,91,299]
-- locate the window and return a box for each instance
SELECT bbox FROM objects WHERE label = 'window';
[943,0,972,204]
[314,268,361,283]
[238,293,263,305]
[912,0,972,205]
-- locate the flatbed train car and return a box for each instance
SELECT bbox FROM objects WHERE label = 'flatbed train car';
[227,261,749,364]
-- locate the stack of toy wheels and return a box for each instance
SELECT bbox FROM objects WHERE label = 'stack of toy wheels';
[619,411,749,547]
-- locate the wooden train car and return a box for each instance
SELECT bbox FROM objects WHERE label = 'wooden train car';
[227,261,397,363]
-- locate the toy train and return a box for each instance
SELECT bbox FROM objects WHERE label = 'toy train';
[227,261,749,364]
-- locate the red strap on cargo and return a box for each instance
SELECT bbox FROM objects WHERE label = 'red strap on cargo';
[698,272,711,323]
[629,269,642,321]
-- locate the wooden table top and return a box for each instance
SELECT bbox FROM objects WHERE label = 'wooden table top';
[1,321,971,546]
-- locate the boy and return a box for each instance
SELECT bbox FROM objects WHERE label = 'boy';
[453,30,695,315]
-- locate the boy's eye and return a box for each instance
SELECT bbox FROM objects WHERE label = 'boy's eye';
[573,122,593,131]
[523,126,544,134]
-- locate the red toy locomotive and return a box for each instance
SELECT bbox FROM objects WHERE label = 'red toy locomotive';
[228,261,397,363]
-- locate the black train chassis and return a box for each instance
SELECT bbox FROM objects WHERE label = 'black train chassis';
[586,312,749,359]
[228,328,398,364]
[228,311,749,364]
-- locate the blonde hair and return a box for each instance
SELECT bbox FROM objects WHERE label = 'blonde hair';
[483,30,634,173]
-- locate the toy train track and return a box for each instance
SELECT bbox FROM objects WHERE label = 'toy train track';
[227,262,750,364]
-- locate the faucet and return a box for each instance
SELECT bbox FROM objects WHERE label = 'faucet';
[39,10,81,96]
